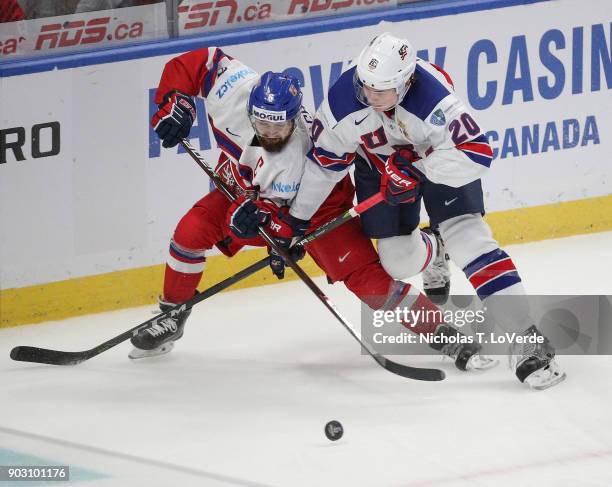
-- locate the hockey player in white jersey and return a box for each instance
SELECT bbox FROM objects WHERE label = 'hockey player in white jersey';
[287,33,565,390]
[130,47,494,372]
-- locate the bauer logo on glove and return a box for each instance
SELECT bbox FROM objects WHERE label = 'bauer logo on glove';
[380,150,422,206]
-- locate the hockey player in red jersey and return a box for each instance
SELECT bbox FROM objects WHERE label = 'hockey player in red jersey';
[286,33,565,390]
[130,46,496,372]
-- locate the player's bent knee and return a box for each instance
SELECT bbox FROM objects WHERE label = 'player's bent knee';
[378,233,425,280]
[438,213,499,269]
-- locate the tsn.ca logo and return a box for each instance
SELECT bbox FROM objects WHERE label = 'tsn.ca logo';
[35,17,144,50]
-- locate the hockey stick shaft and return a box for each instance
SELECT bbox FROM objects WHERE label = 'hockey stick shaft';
[10,257,270,366]
[181,139,444,382]
[9,168,383,366]
[296,192,383,247]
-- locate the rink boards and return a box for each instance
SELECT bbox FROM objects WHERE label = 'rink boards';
[1,0,611,326]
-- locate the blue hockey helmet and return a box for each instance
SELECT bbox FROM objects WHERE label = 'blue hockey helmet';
[248,71,303,125]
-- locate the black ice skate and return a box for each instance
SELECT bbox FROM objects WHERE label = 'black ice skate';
[422,227,451,305]
[128,298,192,360]
[509,325,566,390]
[429,324,498,371]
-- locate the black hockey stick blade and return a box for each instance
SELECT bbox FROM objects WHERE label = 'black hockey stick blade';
[10,347,94,366]
[9,257,271,366]
[10,336,444,379]
[374,353,445,381]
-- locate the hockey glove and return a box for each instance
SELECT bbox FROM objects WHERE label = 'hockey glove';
[151,90,197,148]
[380,149,422,205]
[228,196,271,240]
[267,212,309,280]
[269,238,306,280]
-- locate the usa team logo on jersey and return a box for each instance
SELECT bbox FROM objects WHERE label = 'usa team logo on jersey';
[430,109,446,126]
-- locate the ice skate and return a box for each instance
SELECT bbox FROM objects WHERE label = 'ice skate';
[509,325,566,390]
[129,298,192,359]
[422,227,451,305]
[430,324,498,371]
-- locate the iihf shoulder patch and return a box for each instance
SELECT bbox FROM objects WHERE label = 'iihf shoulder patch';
[430,109,446,126]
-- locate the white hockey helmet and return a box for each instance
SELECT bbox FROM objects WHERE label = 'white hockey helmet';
[354,32,417,107]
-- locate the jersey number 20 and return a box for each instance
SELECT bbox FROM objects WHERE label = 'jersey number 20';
[449,113,480,145]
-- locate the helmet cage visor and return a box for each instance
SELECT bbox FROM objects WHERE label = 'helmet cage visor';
[249,116,295,140]
[353,69,411,110]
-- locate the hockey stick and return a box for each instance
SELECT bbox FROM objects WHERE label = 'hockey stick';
[180,139,444,382]
[10,258,270,366]
[9,178,384,366]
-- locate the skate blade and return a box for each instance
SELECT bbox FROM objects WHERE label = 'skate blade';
[128,341,175,360]
[466,354,499,371]
[525,360,567,390]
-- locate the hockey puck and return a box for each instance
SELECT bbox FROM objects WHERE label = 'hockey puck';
[324,420,343,441]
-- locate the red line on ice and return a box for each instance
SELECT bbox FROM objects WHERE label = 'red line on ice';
[404,449,612,486]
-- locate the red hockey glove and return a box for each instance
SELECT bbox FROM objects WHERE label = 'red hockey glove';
[380,149,422,205]
[151,90,196,148]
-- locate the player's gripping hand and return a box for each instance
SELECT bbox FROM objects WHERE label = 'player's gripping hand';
[267,212,309,280]
[151,90,197,148]
[228,196,271,239]
[380,149,422,205]
[269,239,306,280]
[227,198,308,278]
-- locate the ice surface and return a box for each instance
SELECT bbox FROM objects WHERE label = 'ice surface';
[2,232,612,486]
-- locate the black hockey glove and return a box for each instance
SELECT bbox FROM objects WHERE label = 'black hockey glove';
[268,212,309,280]
[151,90,196,148]
[269,238,306,280]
